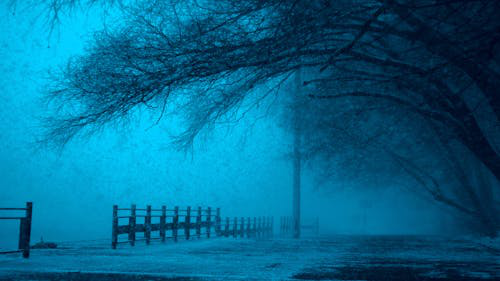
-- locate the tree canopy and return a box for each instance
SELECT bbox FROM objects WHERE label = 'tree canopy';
[23,0,500,235]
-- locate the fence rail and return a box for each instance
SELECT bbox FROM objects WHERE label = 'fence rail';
[219,216,273,238]
[280,216,319,237]
[0,202,32,258]
[112,204,273,249]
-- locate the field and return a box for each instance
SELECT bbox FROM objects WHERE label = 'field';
[0,235,498,280]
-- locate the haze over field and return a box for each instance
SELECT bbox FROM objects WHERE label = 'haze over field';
[0,2,461,251]
[1,1,499,280]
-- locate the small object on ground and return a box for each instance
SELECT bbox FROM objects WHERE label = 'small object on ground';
[266,263,281,268]
[31,237,57,249]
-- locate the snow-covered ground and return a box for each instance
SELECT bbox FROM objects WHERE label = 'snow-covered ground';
[0,235,498,280]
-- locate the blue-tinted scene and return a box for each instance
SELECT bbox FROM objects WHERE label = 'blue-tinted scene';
[0,1,498,280]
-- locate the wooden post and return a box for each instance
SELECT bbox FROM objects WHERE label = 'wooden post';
[271,216,274,237]
[232,217,237,238]
[253,217,257,238]
[269,217,272,237]
[285,217,289,235]
[224,217,230,237]
[111,205,118,249]
[173,206,179,242]
[280,217,283,237]
[287,217,289,235]
[262,216,266,238]
[268,217,271,237]
[206,207,212,238]
[246,217,251,238]
[145,205,152,245]
[19,202,32,258]
[257,217,261,238]
[196,207,202,239]
[216,208,221,236]
[160,206,166,242]
[240,217,245,238]
[129,204,136,246]
[264,217,268,238]
[185,206,191,240]
[263,217,266,238]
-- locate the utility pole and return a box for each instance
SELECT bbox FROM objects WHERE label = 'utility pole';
[292,68,302,239]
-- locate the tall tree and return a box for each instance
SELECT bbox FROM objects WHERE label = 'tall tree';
[21,0,499,234]
[294,94,498,236]
[36,0,499,183]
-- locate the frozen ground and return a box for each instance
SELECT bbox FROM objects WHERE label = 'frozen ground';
[0,235,498,280]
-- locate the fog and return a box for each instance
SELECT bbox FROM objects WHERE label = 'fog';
[0,3,458,251]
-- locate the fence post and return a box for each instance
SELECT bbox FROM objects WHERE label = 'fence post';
[260,217,263,238]
[196,207,201,239]
[232,217,237,238]
[284,217,287,236]
[224,217,230,237]
[246,217,251,238]
[269,217,272,237]
[160,205,166,242]
[268,217,271,237]
[216,208,221,236]
[19,202,32,258]
[206,207,212,238]
[145,205,152,245]
[285,216,289,236]
[264,217,268,238]
[271,216,274,237]
[253,217,257,238]
[129,204,136,246]
[111,205,118,249]
[263,217,266,238]
[286,217,289,236]
[288,216,291,235]
[185,206,191,240]
[240,217,245,238]
[173,206,179,242]
[262,217,266,238]
[280,217,283,237]
[257,217,262,238]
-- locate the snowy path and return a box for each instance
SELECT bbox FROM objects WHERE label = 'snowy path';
[0,235,498,280]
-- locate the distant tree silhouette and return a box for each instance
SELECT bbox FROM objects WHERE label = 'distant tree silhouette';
[292,94,499,236]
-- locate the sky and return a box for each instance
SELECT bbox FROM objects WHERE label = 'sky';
[0,2,453,250]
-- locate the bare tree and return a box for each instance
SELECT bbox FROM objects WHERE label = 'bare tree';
[294,95,498,236]
[35,0,499,183]
[21,0,499,233]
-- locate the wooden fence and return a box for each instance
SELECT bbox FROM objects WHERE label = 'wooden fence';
[280,216,319,237]
[0,202,33,258]
[112,204,273,248]
[219,216,273,239]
